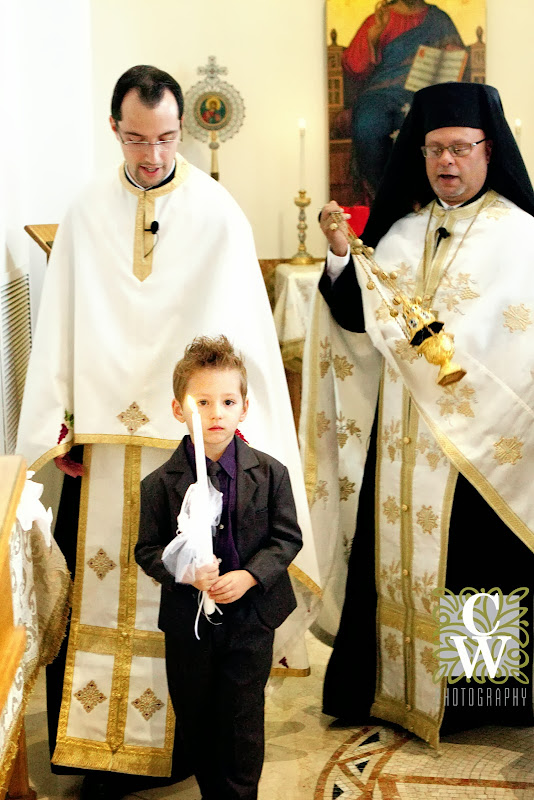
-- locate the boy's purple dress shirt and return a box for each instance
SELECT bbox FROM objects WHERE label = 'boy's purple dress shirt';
[184,435,240,573]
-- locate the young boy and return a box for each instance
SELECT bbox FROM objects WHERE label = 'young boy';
[135,335,302,800]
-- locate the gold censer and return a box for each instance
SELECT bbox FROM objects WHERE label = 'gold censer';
[330,212,466,386]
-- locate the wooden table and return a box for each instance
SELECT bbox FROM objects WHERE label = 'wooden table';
[23,225,58,259]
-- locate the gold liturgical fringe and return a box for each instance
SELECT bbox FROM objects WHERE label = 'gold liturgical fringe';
[53,444,175,776]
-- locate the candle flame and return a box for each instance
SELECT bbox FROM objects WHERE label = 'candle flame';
[187,394,197,412]
[298,118,306,131]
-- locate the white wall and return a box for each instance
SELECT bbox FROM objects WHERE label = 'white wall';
[89,0,534,260]
[5,0,533,275]
[1,0,530,276]
[90,0,329,260]
[1,0,94,313]
[0,0,93,469]
[486,0,534,178]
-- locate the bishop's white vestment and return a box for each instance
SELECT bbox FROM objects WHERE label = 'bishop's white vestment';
[301,191,534,747]
[17,156,320,775]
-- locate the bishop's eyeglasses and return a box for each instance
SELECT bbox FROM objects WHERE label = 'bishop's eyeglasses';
[421,139,486,159]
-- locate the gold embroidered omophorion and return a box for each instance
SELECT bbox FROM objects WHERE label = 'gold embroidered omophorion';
[16,150,323,776]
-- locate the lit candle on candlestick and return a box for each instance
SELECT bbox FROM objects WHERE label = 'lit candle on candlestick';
[187,395,207,489]
[515,118,522,150]
[298,118,306,191]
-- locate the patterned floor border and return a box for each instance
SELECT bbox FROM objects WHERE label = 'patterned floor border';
[314,725,534,799]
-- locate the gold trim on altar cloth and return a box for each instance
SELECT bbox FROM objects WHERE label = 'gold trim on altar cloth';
[0,511,71,790]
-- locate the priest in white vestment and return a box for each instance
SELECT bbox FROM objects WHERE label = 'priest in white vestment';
[17,66,320,798]
[301,82,534,747]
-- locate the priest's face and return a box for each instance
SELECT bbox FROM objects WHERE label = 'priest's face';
[424,127,492,205]
[110,88,181,189]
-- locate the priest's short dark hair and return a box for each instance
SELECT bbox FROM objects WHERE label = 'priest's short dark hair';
[111,65,184,121]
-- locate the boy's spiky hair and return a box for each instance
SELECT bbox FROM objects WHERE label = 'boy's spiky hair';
[173,335,248,403]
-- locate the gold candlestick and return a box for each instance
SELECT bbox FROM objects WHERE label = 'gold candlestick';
[290,190,315,265]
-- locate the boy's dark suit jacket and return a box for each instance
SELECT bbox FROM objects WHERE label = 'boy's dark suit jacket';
[135,435,302,631]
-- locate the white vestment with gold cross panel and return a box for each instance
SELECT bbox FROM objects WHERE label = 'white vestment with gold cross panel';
[301,191,534,747]
[17,156,321,775]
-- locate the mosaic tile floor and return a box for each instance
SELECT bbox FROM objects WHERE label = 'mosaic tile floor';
[23,633,534,799]
[315,725,534,799]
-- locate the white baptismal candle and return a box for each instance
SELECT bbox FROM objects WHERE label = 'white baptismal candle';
[187,395,207,488]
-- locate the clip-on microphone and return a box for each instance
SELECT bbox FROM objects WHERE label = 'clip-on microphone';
[436,226,450,248]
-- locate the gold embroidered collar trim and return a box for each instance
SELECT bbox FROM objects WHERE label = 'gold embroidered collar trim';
[418,191,499,301]
[119,156,191,282]
[118,155,190,197]
[430,189,499,223]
